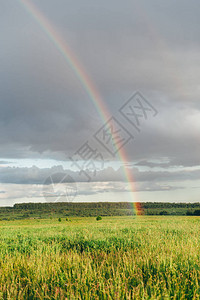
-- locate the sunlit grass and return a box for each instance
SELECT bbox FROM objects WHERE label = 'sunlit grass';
[0,216,200,299]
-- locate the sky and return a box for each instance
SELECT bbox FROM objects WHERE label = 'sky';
[0,0,200,206]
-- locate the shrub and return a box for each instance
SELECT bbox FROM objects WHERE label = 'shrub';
[193,210,200,216]
[58,217,62,222]
[96,216,102,221]
[186,210,193,216]
[159,211,168,215]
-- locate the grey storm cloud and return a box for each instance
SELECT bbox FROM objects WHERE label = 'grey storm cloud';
[0,165,199,185]
[0,0,200,169]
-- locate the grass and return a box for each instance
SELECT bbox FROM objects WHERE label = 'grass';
[0,216,200,299]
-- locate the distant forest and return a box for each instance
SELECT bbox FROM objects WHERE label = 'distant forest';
[0,202,200,220]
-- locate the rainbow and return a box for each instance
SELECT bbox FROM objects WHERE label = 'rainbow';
[19,0,143,215]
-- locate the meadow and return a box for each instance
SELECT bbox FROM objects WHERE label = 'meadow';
[0,216,200,299]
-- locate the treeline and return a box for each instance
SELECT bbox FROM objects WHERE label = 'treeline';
[13,202,135,218]
[0,202,200,220]
[13,202,132,210]
[141,202,200,209]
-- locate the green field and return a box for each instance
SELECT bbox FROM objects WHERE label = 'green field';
[0,216,200,299]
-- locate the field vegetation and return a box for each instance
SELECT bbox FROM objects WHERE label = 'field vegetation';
[0,216,200,299]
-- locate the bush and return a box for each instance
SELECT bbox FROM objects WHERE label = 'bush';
[159,211,168,215]
[193,210,200,216]
[58,217,62,222]
[186,210,193,216]
[96,216,102,221]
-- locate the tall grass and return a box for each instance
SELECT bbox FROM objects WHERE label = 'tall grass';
[0,216,200,299]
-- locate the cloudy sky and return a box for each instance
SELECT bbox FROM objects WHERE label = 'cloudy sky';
[0,0,200,205]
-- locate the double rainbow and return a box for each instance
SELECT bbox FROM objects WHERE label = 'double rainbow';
[19,0,142,215]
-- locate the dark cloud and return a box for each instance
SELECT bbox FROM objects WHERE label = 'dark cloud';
[0,0,200,196]
[135,160,170,168]
[0,165,199,185]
